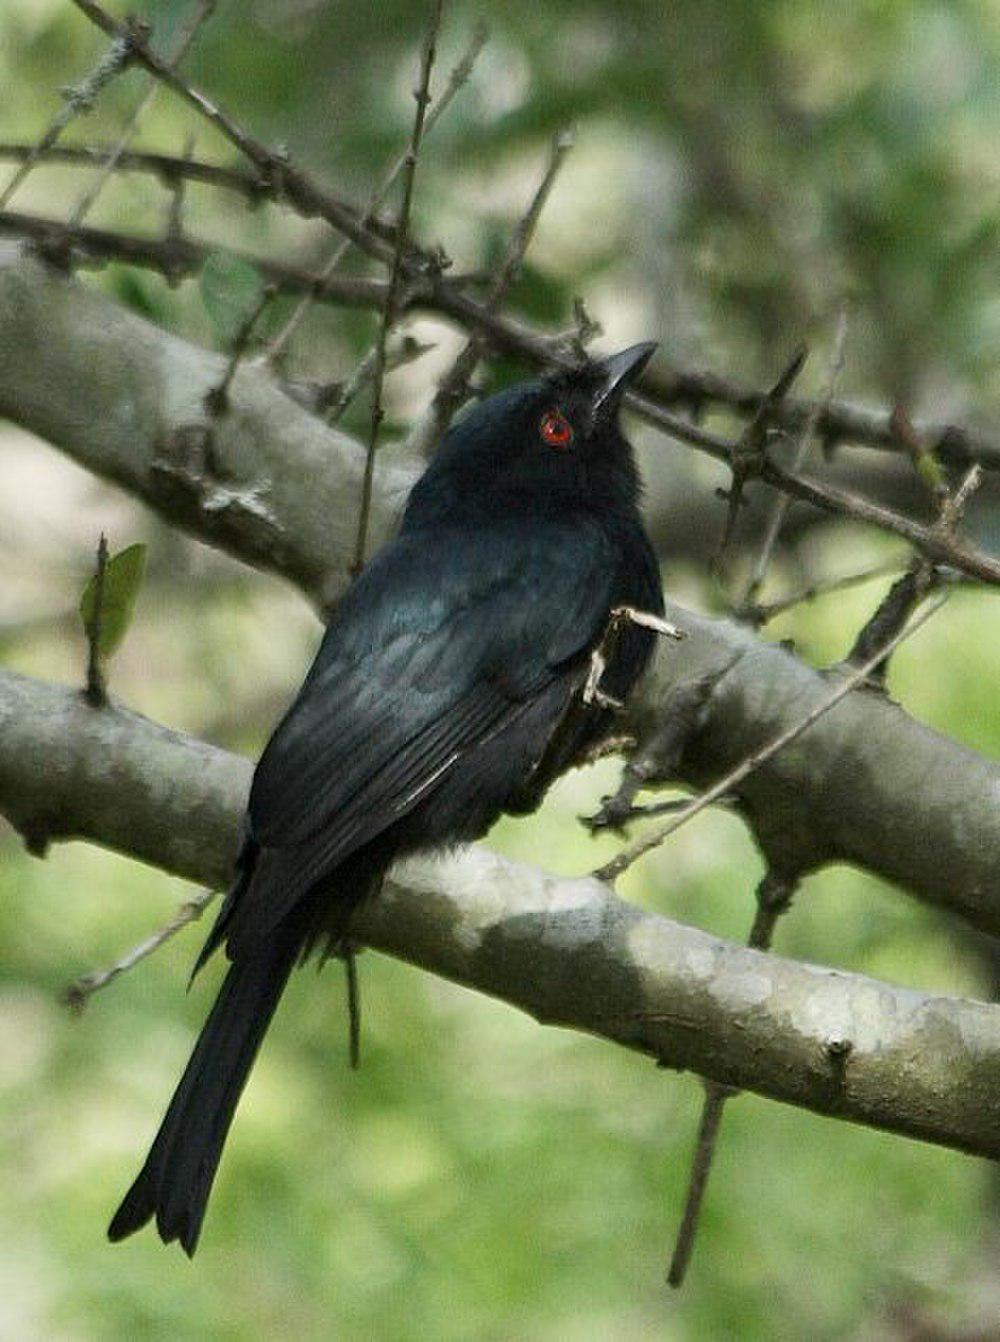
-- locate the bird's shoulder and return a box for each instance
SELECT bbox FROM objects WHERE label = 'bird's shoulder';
[312,514,621,681]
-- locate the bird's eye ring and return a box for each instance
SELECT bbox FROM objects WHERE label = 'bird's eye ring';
[539,409,573,448]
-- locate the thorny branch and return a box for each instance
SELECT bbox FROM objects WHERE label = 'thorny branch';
[713,345,807,573]
[749,558,908,624]
[403,126,575,459]
[3,134,1000,470]
[596,592,949,883]
[67,0,217,229]
[0,31,134,210]
[54,3,1000,583]
[8,205,995,591]
[264,19,488,368]
[735,311,849,617]
[352,0,443,576]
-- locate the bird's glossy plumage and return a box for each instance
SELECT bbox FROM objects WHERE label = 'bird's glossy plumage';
[108,345,665,1254]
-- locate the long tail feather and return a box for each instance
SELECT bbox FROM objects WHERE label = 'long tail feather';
[108,922,301,1256]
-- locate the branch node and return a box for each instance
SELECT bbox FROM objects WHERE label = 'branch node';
[825,1036,854,1064]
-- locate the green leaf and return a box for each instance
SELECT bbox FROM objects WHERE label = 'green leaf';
[78,543,147,659]
[199,250,265,341]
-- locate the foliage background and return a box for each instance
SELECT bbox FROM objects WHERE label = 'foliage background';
[1,0,999,1337]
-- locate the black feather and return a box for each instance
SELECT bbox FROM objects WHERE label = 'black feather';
[109,344,664,1251]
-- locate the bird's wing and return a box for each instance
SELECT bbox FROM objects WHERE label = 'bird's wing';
[212,521,618,953]
[251,521,616,847]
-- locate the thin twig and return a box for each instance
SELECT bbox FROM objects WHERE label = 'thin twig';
[0,207,397,304]
[68,0,216,229]
[842,457,983,681]
[83,532,109,708]
[344,948,361,1070]
[0,142,277,200]
[713,346,808,575]
[164,133,196,256]
[69,0,406,267]
[666,1083,729,1285]
[751,559,908,624]
[204,282,276,416]
[352,0,443,575]
[591,793,737,826]
[640,360,1000,473]
[736,312,848,617]
[265,20,487,367]
[596,592,951,882]
[667,870,797,1287]
[63,888,217,1010]
[846,565,937,678]
[0,33,134,210]
[403,126,575,459]
[319,333,433,424]
[755,456,1000,588]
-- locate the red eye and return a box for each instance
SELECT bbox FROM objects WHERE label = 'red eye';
[539,409,573,448]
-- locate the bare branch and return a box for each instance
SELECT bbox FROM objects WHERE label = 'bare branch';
[0,31,134,210]
[642,360,1000,473]
[265,19,487,367]
[203,282,276,416]
[67,0,217,229]
[597,593,949,882]
[735,311,848,616]
[403,127,575,459]
[63,888,216,1009]
[83,532,109,708]
[0,207,399,305]
[713,345,808,575]
[353,0,443,575]
[751,559,908,625]
[667,870,798,1288]
[3,666,1000,1163]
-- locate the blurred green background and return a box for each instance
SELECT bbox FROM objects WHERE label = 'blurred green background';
[2,1,1000,1337]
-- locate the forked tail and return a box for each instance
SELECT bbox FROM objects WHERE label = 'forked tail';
[108,921,302,1256]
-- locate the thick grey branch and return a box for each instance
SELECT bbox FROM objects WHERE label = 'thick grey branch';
[640,603,1000,937]
[0,247,413,609]
[1,248,999,936]
[1,666,999,1162]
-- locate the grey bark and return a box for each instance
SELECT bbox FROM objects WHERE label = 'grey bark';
[3,243,996,585]
[0,245,413,610]
[1,247,997,935]
[641,607,1000,937]
[1,666,999,1162]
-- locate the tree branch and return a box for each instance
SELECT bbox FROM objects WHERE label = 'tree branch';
[2,247,999,937]
[4,217,998,587]
[4,140,1000,475]
[0,247,414,611]
[1,665,999,1163]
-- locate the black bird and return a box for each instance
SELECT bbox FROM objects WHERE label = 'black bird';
[108,343,665,1255]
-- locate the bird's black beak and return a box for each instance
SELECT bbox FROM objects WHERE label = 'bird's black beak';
[589,342,657,416]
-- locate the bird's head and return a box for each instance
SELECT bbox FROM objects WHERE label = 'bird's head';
[404,343,656,526]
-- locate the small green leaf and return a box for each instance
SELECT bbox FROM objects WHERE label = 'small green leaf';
[79,543,147,659]
[199,250,265,341]
[916,451,947,497]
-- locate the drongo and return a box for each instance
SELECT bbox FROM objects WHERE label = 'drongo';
[109,342,665,1254]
